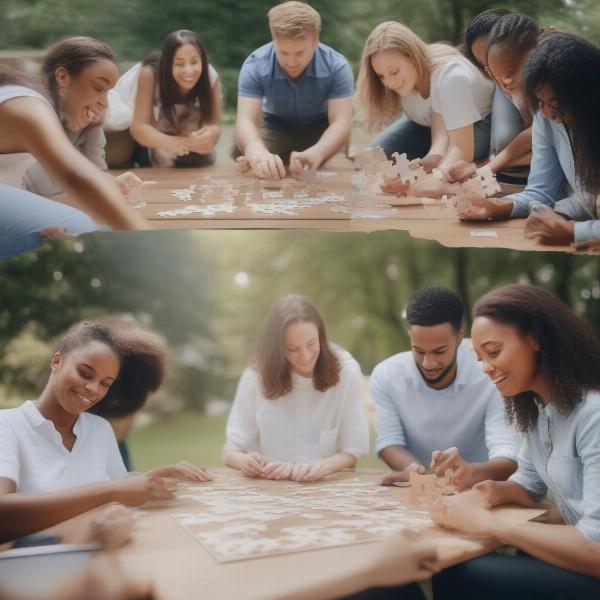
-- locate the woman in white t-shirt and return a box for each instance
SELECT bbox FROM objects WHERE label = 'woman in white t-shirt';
[224,295,369,482]
[0,319,213,544]
[106,29,221,168]
[355,21,494,198]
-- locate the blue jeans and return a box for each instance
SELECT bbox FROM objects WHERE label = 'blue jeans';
[491,86,525,155]
[0,183,99,259]
[432,552,600,600]
[369,114,492,161]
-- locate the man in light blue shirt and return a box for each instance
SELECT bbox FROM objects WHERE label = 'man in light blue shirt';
[234,2,354,180]
[370,287,519,489]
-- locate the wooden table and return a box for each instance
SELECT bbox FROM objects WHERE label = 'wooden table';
[27,469,545,600]
[90,166,570,253]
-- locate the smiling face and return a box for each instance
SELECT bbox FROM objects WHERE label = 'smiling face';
[51,341,120,416]
[487,44,527,96]
[56,58,119,132]
[410,323,463,389]
[471,316,543,397]
[273,33,318,80]
[370,49,418,97]
[283,320,321,378]
[172,42,203,93]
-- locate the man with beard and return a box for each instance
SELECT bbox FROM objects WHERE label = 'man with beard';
[370,287,520,490]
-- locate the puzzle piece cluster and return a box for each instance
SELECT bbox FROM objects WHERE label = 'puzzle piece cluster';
[408,471,458,506]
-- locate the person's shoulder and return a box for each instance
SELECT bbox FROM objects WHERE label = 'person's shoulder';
[81,412,115,437]
[578,391,600,417]
[433,56,476,85]
[372,351,412,379]
[0,403,28,426]
[333,346,361,376]
[317,43,350,69]
[242,43,274,68]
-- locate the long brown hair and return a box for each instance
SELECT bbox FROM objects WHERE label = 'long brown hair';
[254,295,340,399]
[41,36,116,109]
[355,21,459,130]
[473,284,600,432]
[54,318,167,418]
[143,29,213,132]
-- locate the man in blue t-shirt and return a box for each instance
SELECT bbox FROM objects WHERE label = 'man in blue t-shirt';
[234,1,354,180]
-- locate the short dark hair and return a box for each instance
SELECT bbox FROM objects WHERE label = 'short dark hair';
[406,287,464,332]
[54,318,167,418]
[474,284,600,431]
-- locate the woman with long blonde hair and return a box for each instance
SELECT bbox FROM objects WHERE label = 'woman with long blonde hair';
[356,22,494,195]
[224,295,369,482]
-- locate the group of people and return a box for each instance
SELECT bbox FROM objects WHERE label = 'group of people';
[0,1,599,256]
[1,283,599,598]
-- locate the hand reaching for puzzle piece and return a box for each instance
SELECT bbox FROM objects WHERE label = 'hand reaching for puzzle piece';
[115,171,143,200]
[441,160,477,183]
[146,461,215,482]
[91,503,135,550]
[380,173,411,195]
[188,124,220,154]
[525,205,575,245]
[430,447,474,491]
[429,489,495,535]
[456,193,512,221]
[289,147,324,175]
[290,459,331,482]
[239,452,268,477]
[380,462,426,486]
[262,461,294,480]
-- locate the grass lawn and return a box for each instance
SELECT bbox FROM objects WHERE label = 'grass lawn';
[128,412,383,472]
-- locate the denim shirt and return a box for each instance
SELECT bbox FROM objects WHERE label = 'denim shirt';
[510,391,600,542]
[505,112,599,243]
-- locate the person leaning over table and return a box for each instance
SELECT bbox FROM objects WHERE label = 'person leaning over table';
[233,1,354,180]
[224,294,369,482]
[370,286,520,490]
[0,38,146,253]
[454,32,600,248]
[429,284,600,599]
[0,318,214,545]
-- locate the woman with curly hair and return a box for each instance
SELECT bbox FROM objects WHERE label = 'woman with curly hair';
[0,318,213,544]
[430,284,600,598]
[224,295,369,482]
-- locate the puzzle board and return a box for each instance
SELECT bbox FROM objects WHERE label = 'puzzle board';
[170,476,435,562]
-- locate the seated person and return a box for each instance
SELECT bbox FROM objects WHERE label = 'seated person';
[224,295,369,482]
[370,287,520,490]
[234,1,353,179]
[0,318,213,544]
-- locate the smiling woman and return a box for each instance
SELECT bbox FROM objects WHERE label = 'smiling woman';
[224,294,369,483]
[0,318,215,544]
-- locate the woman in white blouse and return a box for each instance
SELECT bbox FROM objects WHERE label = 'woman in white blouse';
[0,318,213,544]
[224,295,369,483]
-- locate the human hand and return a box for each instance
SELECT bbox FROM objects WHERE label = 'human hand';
[289,147,324,175]
[472,480,505,506]
[115,171,143,200]
[430,447,473,491]
[380,173,411,195]
[248,151,286,180]
[364,530,439,587]
[167,136,191,157]
[146,462,215,482]
[262,461,294,480]
[456,193,510,221]
[90,503,134,550]
[409,174,456,199]
[429,489,494,535]
[525,206,574,245]
[441,160,477,183]
[574,238,600,252]
[417,154,442,174]
[188,125,220,154]
[290,460,331,482]
[240,452,268,477]
[110,474,176,506]
[380,463,425,486]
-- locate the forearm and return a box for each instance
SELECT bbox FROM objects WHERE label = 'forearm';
[441,141,473,168]
[130,123,183,151]
[312,117,351,162]
[489,480,539,507]
[236,115,267,157]
[0,483,114,544]
[488,128,532,172]
[224,449,249,470]
[491,521,600,578]
[321,452,356,475]
[380,445,422,471]
[470,458,517,485]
